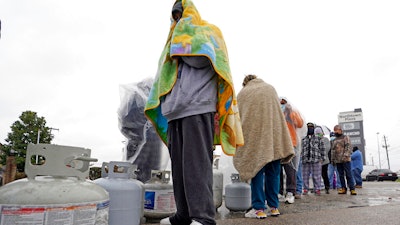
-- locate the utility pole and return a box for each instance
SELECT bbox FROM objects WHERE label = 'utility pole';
[382,135,390,170]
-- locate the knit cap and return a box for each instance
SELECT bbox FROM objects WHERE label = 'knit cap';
[314,127,324,135]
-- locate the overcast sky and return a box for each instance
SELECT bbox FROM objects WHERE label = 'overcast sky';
[1,0,399,171]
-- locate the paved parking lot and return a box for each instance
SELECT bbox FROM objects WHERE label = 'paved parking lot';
[143,181,400,224]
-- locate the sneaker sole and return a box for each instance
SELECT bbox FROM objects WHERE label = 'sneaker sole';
[245,215,267,219]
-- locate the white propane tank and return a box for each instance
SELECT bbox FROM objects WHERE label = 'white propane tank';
[143,170,176,220]
[94,161,144,225]
[212,157,223,210]
[224,173,251,212]
[0,143,109,225]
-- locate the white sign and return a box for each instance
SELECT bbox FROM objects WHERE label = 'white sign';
[350,137,362,145]
[338,111,363,123]
[345,131,360,136]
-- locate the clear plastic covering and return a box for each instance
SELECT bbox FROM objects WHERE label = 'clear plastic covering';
[118,78,169,183]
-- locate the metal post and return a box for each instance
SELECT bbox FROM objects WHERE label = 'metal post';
[37,130,41,144]
[36,130,41,164]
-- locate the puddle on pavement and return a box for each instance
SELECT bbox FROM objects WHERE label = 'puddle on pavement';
[367,197,400,206]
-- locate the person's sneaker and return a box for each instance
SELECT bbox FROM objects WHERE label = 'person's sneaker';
[270,207,280,216]
[303,189,308,195]
[190,220,203,225]
[285,192,295,204]
[325,189,330,194]
[160,217,171,225]
[338,188,347,194]
[245,208,267,219]
[355,185,362,188]
[315,190,321,196]
[278,194,285,202]
[350,190,357,195]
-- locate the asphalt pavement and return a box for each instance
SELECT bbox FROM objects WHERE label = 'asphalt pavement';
[143,181,400,225]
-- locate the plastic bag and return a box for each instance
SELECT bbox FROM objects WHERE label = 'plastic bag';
[118,78,169,182]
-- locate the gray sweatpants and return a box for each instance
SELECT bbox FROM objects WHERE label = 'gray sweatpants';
[167,113,216,225]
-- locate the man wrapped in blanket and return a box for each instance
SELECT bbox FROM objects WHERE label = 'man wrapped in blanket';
[144,1,243,225]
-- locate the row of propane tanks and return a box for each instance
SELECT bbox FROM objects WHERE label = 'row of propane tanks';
[0,144,251,225]
[95,162,252,224]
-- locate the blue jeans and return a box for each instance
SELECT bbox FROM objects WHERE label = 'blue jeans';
[336,162,355,191]
[352,168,363,186]
[296,161,303,195]
[250,160,281,210]
[328,164,341,188]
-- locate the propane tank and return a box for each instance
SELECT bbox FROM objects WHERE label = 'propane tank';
[212,156,223,210]
[94,161,144,225]
[224,173,251,212]
[0,143,109,225]
[143,170,176,219]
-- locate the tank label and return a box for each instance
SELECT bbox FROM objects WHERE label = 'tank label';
[144,189,176,212]
[0,200,109,225]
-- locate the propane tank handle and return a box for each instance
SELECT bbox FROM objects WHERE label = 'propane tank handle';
[75,156,98,162]
[150,170,171,184]
[230,173,241,183]
[213,156,220,170]
[101,161,138,179]
[25,143,96,181]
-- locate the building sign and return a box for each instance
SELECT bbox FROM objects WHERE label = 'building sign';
[338,109,365,164]
[338,112,363,123]
[349,137,362,145]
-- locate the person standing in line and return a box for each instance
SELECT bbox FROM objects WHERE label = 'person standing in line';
[315,127,331,194]
[351,146,364,188]
[279,97,305,203]
[331,125,357,195]
[144,1,244,225]
[234,75,294,219]
[328,131,341,190]
[301,123,325,196]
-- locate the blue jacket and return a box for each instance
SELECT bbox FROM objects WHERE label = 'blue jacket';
[351,149,363,171]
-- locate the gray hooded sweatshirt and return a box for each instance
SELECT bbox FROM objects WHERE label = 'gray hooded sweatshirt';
[161,56,217,122]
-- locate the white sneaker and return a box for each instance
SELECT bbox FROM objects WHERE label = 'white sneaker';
[285,192,295,204]
[160,217,171,225]
[244,208,267,219]
[190,220,203,225]
[278,194,285,202]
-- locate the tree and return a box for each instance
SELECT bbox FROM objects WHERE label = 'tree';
[0,111,53,172]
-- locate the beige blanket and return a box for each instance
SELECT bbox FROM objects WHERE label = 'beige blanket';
[233,78,294,181]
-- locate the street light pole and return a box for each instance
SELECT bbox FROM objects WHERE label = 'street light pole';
[376,132,381,169]
[36,130,41,164]
[49,127,59,142]
[37,130,41,144]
